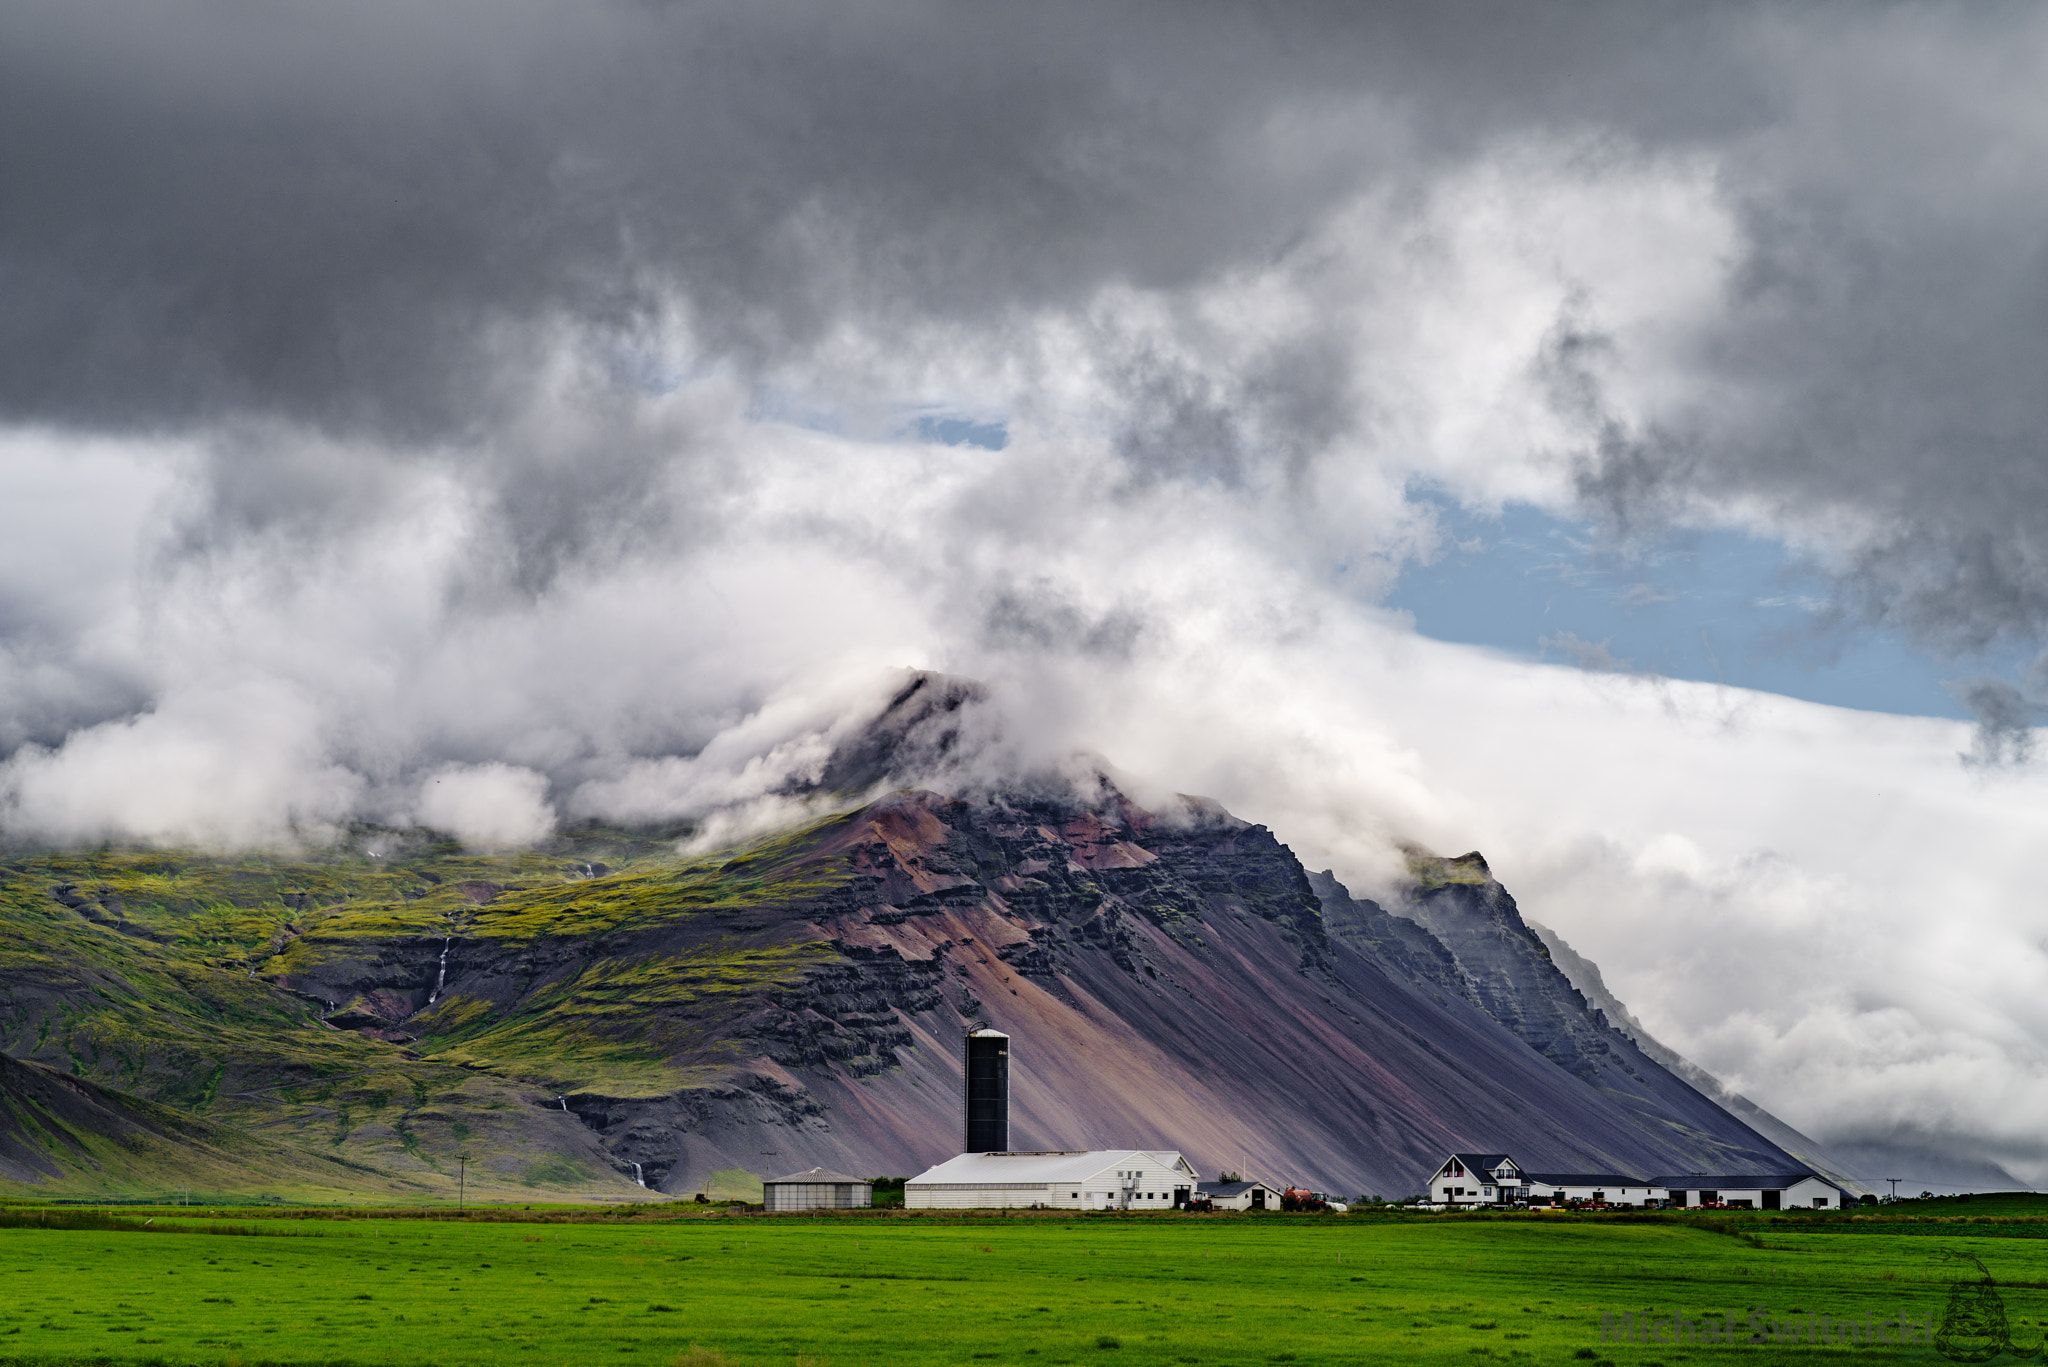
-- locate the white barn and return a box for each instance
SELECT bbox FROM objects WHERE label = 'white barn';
[907,1150,1199,1210]
[1523,1173,1665,1208]
[1653,1173,1847,1211]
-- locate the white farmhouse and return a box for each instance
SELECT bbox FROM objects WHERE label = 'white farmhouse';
[906,1150,1199,1210]
[1653,1173,1847,1211]
[1427,1153,1527,1207]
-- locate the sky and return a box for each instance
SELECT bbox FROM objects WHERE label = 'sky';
[1390,499,2041,720]
[7,0,2048,1185]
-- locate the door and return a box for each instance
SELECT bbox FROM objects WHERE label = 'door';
[1251,1188,1266,1210]
[1173,1186,1190,1209]
[1762,1189,1781,1211]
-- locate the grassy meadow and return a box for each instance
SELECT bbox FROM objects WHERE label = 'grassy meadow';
[3,1201,2044,1367]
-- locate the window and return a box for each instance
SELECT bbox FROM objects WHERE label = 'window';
[1813,1197,1828,1208]
[1483,1187,1495,1198]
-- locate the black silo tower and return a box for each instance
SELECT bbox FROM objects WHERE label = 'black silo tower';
[963,1028,1010,1153]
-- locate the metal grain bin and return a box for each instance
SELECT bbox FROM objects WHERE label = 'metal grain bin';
[964,1027,1009,1153]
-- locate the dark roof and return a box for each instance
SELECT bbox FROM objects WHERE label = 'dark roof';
[1197,1180,1277,1196]
[1649,1173,1834,1191]
[764,1167,869,1186]
[1441,1153,1516,1172]
[1525,1173,1653,1186]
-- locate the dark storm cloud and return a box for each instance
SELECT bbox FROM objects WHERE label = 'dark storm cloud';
[1954,678,2040,768]
[8,0,2048,734]
[0,0,1766,442]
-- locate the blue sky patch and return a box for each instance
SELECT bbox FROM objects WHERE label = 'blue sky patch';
[913,415,1008,450]
[1387,500,2020,721]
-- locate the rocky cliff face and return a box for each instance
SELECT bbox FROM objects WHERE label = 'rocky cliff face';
[1312,853,1867,1191]
[262,782,1798,1196]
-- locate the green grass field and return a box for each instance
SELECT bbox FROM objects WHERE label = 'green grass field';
[2,1204,2043,1367]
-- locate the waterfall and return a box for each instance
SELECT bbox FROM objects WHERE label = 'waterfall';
[558,1095,570,1113]
[631,1162,646,1188]
[428,938,451,1004]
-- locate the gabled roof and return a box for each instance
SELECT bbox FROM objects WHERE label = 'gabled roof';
[1649,1173,1835,1191]
[1439,1152,1516,1174]
[765,1167,869,1185]
[908,1150,1192,1185]
[1525,1173,1654,1187]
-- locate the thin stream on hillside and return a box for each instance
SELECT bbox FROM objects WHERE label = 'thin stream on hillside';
[428,938,450,1004]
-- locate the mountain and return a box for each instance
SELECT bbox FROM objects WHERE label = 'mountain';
[0,674,1862,1199]
[3,775,1815,1200]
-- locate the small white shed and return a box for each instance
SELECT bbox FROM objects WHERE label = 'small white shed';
[763,1168,873,1211]
[1194,1179,1284,1211]
[907,1150,1198,1210]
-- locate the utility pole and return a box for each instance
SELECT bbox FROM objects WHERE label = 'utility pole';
[458,1158,466,1212]
[1886,1178,1902,1201]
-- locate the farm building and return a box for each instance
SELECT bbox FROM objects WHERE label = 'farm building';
[1523,1173,1662,1207]
[763,1168,873,1211]
[1194,1179,1283,1211]
[1652,1173,1847,1210]
[906,1150,1199,1210]
[1427,1153,1526,1207]
[1423,1150,1853,1210]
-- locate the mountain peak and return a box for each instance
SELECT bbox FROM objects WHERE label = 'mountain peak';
[808,671,993,796]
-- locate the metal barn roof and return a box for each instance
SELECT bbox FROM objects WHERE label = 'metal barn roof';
[908,1150,1190,1185]
[1648,1173,1832,1190]
[764,1168,869,1185]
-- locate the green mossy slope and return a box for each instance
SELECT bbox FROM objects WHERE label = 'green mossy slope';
[0,817,860,1198]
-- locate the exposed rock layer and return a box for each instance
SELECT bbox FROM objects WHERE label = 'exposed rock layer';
[272,787,1803,1195]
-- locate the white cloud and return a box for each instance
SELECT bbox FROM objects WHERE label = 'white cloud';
[0,679,364,849]
[414,762,556,850]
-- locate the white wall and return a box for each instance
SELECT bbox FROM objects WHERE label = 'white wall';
[908,1155,1198,1210]
[1783,1177,1843,1209]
